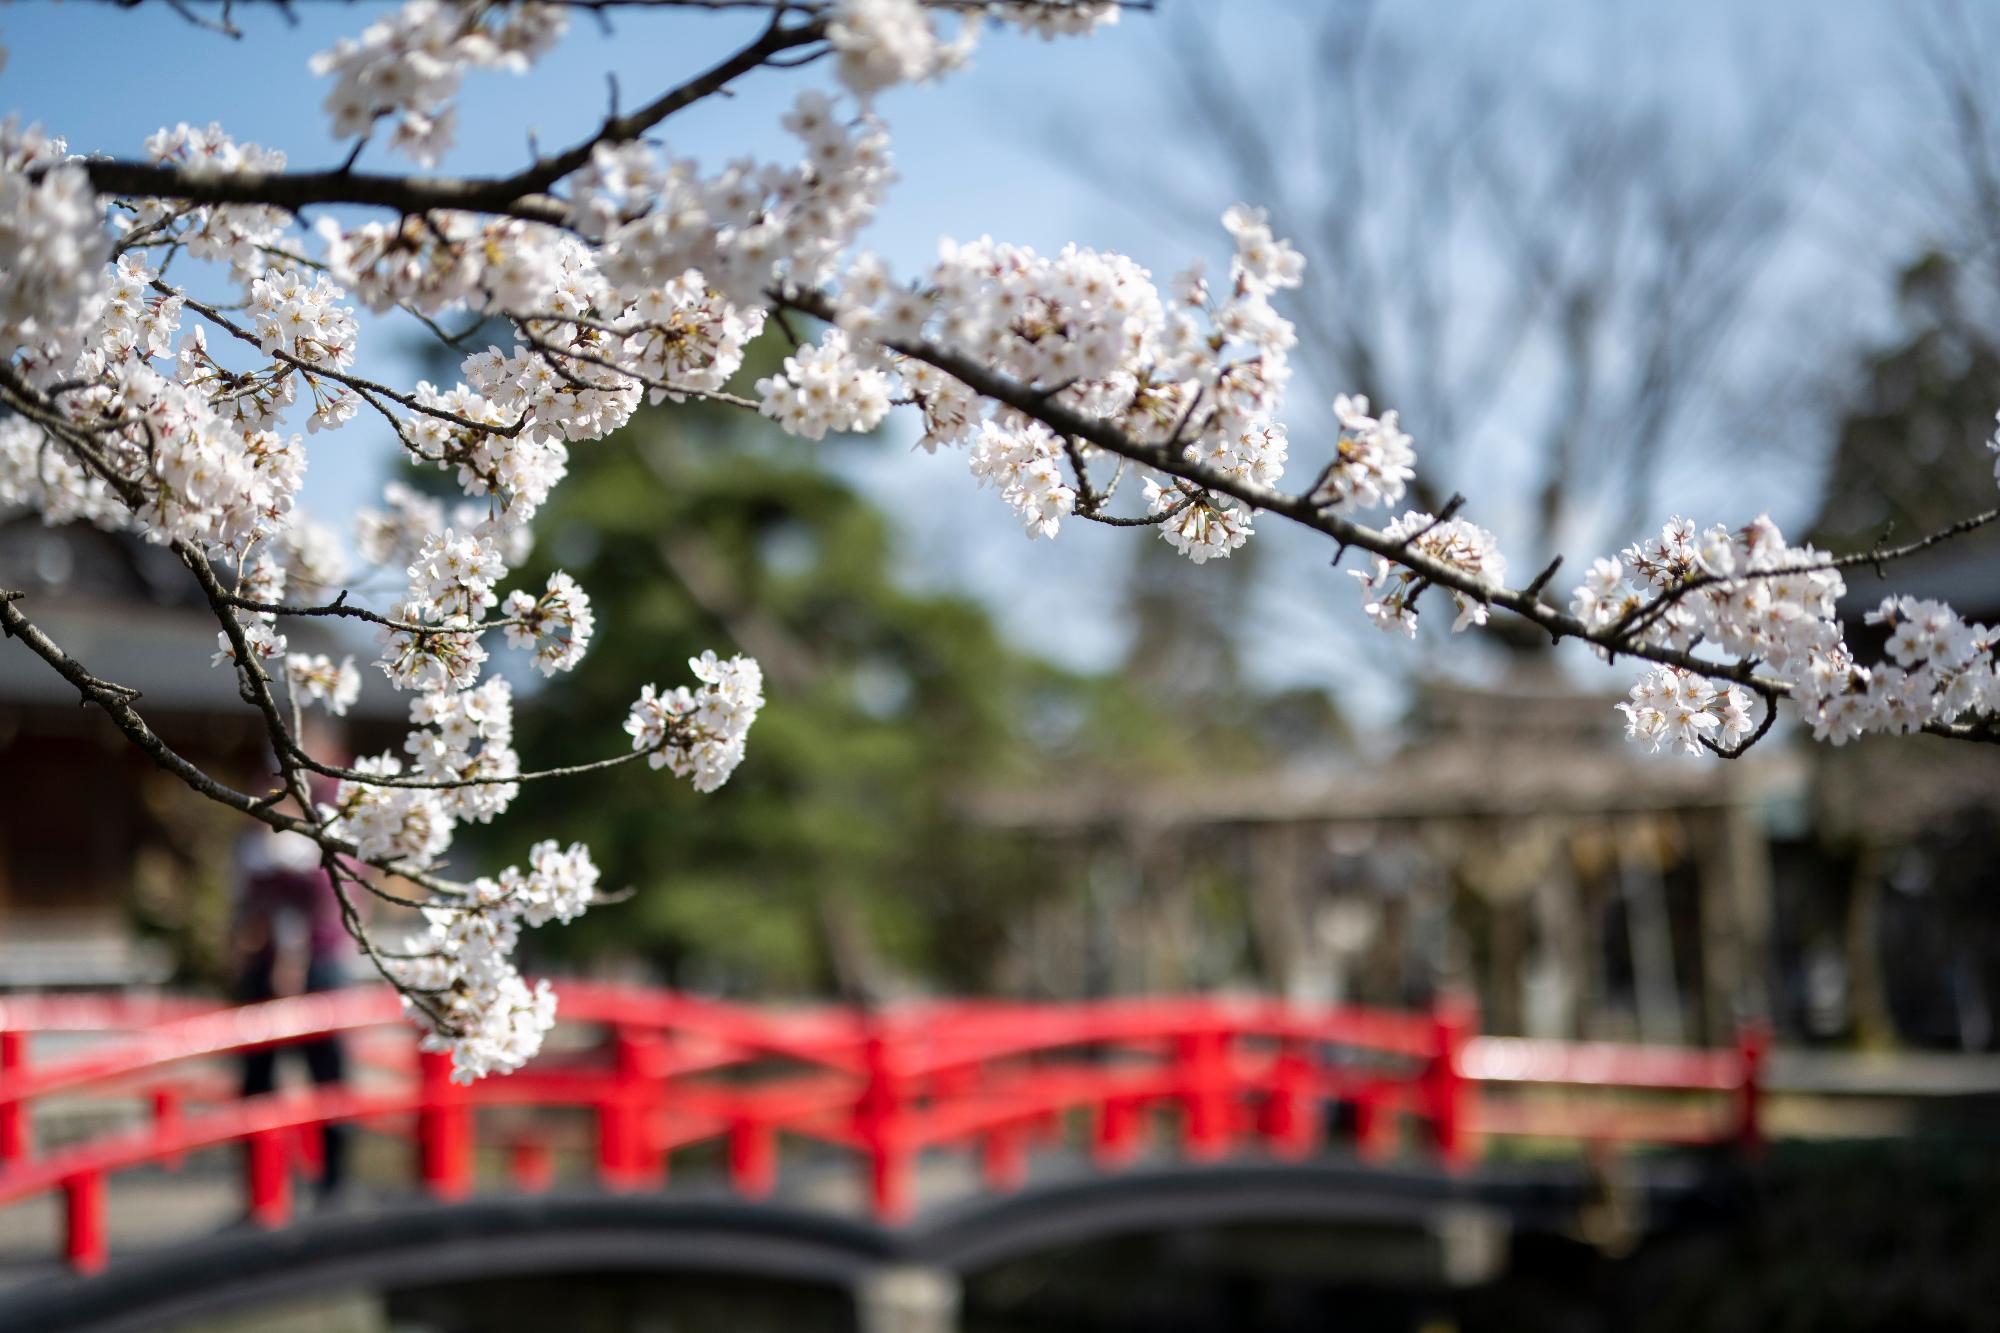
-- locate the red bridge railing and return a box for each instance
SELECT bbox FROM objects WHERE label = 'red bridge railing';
[0,987,1766,1273]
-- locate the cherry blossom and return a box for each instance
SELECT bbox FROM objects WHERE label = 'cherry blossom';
[967,418,1077,538]
[0,118,107,369]
[1354,511,1508,636]
[1311,395,1414,514]
[756,327,893,440]
[502,571,595,677]
[309,0,569,166]
[625,651,767,793]
[1619,666,1758,756]
[1575,514,2000,749]
[286,652,362,717]
[829,0,977,101]
[1146,478,1254,564]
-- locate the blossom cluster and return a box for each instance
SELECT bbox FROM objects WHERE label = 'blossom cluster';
[1312,395,1414,514]
[384,838,600,1081]
[309,0,568,165]
[503,572,596,677]
[625,651,768,793]
[1145,478,1252,563]
[0,417,122,530]
[328,752,454,869]
[756,328,894,440]
[828,0,978,101]
[963,417,1074,538]
[1575,514,2000,749]
[1618,666,1758,755]
[0,118,107,369]
[3,253,321,558]
[407,678,522,825]
[129,123,292,287]
[826,0,1117,101]
[285,652,362,717]
[567,88,892,311]
[1353,511,1509,636]
[1197,421,1289,489]
[214,551,292,670]
[766,203,1308,556]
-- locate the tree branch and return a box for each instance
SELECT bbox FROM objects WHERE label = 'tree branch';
[775,286,2000,739]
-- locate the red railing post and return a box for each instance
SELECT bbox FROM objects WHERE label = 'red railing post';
[293,1122,325,1183]
[418,1047,474,1200]
[64,1170,106,1274]
[1092,1094,1141,1167]
[854,1030,911,1222]
[510,1137,554,1194]
[1262,1039,1318,1159]
[1736,1020,1769,1158]
[1,1028,27,1165]
[981,1119,1026,1192]
[151,1087,184,1171]
[1354,1083,1395,1160]
[1426,994,1476,1169]
[1176,1026,1232,1160]
[599,1027,668,1190]
[248,1129,291,1228]
[729,1116,776,1200]
[1033,1105,1064,1146]
[596,1029,634,1187]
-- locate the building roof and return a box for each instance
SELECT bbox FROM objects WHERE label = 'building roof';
[970,668,1806,832]
[0,520,402,720]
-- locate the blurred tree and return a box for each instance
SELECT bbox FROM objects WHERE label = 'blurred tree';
[1120,533,1348,767]
[1813,252,2000,551]
[478,339,1344,998]
[1100,1,1808,585]
[1802,249,2000,1053]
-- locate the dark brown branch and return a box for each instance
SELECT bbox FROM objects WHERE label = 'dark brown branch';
[1612,505,2000,643]
[74,13,828,227]
[1700,684,1781,760]
[774,286,2000,738]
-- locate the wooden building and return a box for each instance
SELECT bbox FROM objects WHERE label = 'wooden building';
[971,657,1805,1045]
[0,521,394,989]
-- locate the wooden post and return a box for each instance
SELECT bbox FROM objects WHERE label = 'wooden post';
[1176,1028,1231,1160]
[248,1129,291,1227]
[64,1171,106,1274]
[419,1046,473,1200]
[293,1122,325,1184]
[151,1088,184,1171]
[510,1137,554,1194]
[1619,831,1686,1045]
[1427,995,1475,1168]
[981,1119,1026,1192]
[1092,1094,1141,1167]
[855,1031,911,1221]
[1,1028,26,1165]
[729,1116,777,1199]
[597,1028,668,1189]
[1262,1039,1318,1159]
[1736,1020,1769,1158]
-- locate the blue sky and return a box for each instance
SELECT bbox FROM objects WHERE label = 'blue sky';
[0,2,1970,710]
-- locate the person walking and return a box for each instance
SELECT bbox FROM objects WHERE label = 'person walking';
[231,823,355,1201]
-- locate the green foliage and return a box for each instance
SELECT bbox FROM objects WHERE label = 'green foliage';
[485,433,1022,991]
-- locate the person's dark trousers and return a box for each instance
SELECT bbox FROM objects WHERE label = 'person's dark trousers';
[236,959,350,1198]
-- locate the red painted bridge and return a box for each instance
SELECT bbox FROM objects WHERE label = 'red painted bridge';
[0,986,1767,1277]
